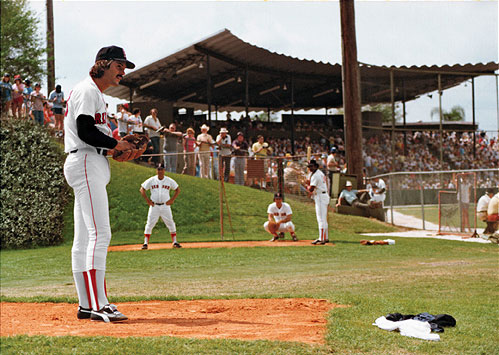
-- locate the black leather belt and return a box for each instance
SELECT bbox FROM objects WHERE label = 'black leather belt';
[155,203,165,206]
[70,148,107,156]
[321,191,327,194]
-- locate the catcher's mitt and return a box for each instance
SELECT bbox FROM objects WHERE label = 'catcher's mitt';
[113,134,149,162]
[268,221,279,234]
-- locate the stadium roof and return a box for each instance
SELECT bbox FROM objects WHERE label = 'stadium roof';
[105,29,498,111]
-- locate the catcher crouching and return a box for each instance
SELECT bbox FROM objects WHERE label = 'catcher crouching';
[264,193,298,242]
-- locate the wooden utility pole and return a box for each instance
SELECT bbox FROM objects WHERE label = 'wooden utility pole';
[46,0,55,91]
[339,0,363,184]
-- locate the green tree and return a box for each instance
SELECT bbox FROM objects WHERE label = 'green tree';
[430,105,466,121]
[362,103,402,123]
[1,0,46,83]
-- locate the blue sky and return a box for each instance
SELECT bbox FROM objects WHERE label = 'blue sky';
[30,0,498,133]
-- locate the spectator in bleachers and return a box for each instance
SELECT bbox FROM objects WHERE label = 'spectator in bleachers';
[216,127,232,182]
[182,127,197,176]
[197,124,215,179]
[232,131,249,185]
[163,123,183,173]
[143,108,161,165]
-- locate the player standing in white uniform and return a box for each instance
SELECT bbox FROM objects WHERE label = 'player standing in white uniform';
[264,193,298,242]
[64,46,136,322]
[306,160,330,245]
[140,164,181,249]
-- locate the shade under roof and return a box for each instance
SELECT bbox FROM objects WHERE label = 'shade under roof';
[105,29,498,111]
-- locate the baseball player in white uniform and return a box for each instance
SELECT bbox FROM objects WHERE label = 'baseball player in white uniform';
[140,164,181,249]
[264,193,298,242]
[306,160,331,245]
[64,46,136,322]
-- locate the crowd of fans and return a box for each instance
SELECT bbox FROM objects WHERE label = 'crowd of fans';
[1,73,66,137]
[1,80,497,189]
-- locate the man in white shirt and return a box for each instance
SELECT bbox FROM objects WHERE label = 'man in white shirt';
[143,108,161,165]
[130,108,144,134]
[264,193,298,242]
[368,176,387,207]
[116,103,131,137]
[140,164,181,249]
[216,127,232,182]
[305,160,331,245]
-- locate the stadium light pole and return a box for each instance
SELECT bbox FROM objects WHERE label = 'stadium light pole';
[340,0,363,184]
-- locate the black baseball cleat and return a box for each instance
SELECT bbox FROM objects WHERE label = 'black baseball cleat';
[77,306,92,319]
[91,304,128,323]
[311,239,326,245]
[278,232,285,240]
[292,235,298,242]
[141,244,148,250]
[269,235,279,242]
[172,242,182,248]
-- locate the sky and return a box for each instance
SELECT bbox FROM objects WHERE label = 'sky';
[30,0,498,133]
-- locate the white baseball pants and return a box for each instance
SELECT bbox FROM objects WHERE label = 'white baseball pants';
[64,150,111,310]
[144,204,176,234]
[315,194,330,241]
[263,221,295,233]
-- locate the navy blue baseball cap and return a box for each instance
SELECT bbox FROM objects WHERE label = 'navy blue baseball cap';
[156,164,165,170]
[307,159,319,168]
[95,46,135,69]
[274,192,284,199]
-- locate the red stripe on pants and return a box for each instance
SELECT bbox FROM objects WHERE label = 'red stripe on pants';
[84,154,99,269]
[82,271,93,309]
[89,269,100,310]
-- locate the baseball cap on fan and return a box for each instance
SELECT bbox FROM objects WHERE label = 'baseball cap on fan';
[95,46,135,69]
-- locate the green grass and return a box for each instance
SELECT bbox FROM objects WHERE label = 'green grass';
[395,205,486,230]
[1,161,498,354]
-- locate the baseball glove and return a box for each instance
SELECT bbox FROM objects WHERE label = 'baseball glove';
[112,134,149,162]
[268,221,279,234]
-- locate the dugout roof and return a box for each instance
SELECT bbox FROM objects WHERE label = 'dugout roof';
[105,29,498,111]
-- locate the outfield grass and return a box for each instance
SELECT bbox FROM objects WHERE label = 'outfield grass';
[1,161,497,354]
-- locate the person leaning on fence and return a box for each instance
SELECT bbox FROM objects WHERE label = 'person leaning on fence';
[182,127,197,176]
[232,131,249,185]
[216,127,232,182]
[336,181,372,210]
[477,188,496,235]
[197,124,215,179]
[162,123,183,173]
[143,108,161,165]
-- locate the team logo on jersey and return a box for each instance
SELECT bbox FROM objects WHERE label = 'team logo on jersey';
[94,112,107,124]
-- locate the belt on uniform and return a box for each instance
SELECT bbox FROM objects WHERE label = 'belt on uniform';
[70,148,108,156]
[155,203,165,206]
[321,191,327,194]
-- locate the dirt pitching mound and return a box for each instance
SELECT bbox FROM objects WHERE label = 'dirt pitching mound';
[1,299,345,344]
[109,240,334,252]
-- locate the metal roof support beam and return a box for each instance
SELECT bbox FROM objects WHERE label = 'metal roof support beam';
[438,74,443,172]
[472,77,476,158]
[390,70,396,173]
[245,66,249,118]
[291,75,295,155]
[206,55,212,125]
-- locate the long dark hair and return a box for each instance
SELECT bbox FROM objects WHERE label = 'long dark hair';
[89,60,113,78]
